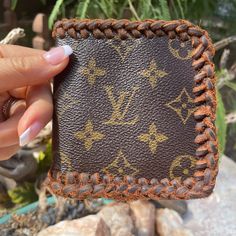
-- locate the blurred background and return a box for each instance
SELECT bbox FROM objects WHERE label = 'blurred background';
[0,0,236,235]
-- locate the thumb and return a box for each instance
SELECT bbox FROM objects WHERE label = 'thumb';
[0,45,73,93]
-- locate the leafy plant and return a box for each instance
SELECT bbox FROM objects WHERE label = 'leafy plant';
[77,0,91,18]
[8,183,37,205]
[48,0,65,29]
[47,0,174,28]
[159,0,171,20]
[216,90,227,154]
[36,140,52,175]
[6,141,52,207]
[225,81,236,92]
[11,0,18,10]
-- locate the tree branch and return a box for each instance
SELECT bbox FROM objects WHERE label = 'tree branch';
[214,35,236,51]
[0,27,25,44]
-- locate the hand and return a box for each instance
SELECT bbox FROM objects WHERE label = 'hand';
[0,44,73,160]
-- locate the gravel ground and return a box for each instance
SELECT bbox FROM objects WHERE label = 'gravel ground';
[0,200,91,236]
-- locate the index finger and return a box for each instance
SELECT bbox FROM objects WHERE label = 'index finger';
[0,45,72,93]
[0,45,44,58]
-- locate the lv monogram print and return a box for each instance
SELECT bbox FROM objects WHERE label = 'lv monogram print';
[168,39,193,60]
[54,90,80,120]
[138,122,168,154]
[138,59,168,89]
[75,120,105,151]
[79,57,106,86]
[169,155,196,179]
[103,86,139,125]
[53,151,74,172]
[166,88,196,124]
[53,35,198,180]
[107,38,141,62]
[102,150,139,177]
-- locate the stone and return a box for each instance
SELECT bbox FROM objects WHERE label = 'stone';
[129,200,155,236]
[183,156,236,235]
[37,214,110,236]
[97,202,134,236]
[171,228,194,236]
[0,150,37,182]
[156,208,193,236]
[156,200,188,216]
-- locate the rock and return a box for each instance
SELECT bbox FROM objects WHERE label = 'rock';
[156,208,193,236]
[171,228,194,236]
[183,156,236,235]
[0,150,37,182]
[129,200,155,236]
[37,214,110,236]
[156,200,188,216]
[98,202,134,236]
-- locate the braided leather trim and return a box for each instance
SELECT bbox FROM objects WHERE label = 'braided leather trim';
[47,18,218,200]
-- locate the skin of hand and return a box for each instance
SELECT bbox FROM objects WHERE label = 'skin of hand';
[0,44,73,160]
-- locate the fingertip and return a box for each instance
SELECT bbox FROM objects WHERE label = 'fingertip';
[43,45,73,65]
[19,121,42,147]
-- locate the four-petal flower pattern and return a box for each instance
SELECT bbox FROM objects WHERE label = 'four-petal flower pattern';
[166,88,196,125]
[79,58,106,86]
[138,122,168,154]
[139,59,168,88]
[75,120,105,151]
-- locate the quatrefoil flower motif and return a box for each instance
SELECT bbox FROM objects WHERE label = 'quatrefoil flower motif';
[138,122,168,154]
[79,58,106,86]
[75,120,105,151]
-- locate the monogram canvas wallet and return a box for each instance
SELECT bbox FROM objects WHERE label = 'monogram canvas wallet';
[47,18,218,201]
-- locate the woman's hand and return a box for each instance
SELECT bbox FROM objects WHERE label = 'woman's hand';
[0,44,73,160]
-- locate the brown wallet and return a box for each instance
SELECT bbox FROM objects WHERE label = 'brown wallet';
[47,18,218,201]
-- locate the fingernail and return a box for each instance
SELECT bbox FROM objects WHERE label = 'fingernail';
[43,45,73,65]
[19,122,42,147]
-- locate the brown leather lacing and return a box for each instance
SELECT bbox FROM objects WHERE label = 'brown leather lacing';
[47,18,218,201]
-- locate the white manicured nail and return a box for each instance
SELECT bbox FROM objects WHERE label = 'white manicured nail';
[62,45,73,56]
[19,122,42,147]
[43,45,73,65]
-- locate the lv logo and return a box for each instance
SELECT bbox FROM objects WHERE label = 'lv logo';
[103,86,139,125]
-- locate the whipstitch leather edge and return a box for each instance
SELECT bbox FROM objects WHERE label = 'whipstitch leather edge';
[47,18,218,201]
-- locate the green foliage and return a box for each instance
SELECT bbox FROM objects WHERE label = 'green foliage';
[48,0,65,29]
[11,0,18,10]
[36,140,52,175]
[76,0,91,18]
[40,0,47,5]
[8,183,37,206]
[225,82,236,92]
[138,0,153,19]
[159,0,171,20]
[176,0,185,18]
[6,141,52,207]
[216,90,227,154]
[47,0,174,28]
